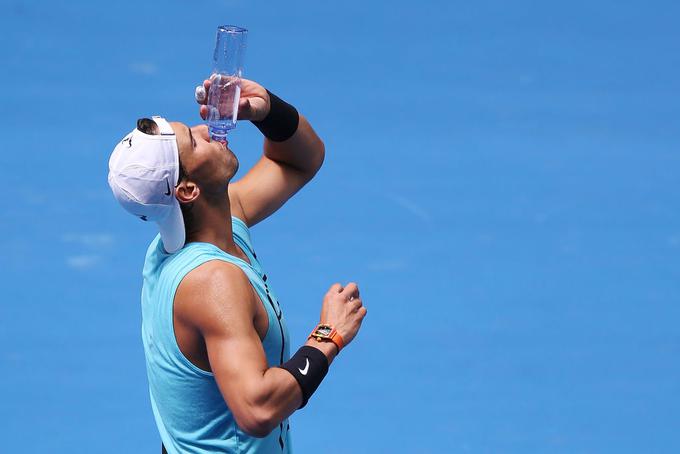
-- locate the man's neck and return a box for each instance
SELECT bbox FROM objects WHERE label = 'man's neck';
[184,192,242,258]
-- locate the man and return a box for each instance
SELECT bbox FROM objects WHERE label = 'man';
[107,78,367,453]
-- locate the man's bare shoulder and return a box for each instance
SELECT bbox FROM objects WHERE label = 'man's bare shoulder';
[175,259,255,336]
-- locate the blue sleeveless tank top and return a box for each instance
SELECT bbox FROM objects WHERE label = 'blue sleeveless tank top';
[141,216,293,453]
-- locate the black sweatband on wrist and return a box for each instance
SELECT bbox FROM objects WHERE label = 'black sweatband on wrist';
[278,345,329,409]
[252,89,300,142]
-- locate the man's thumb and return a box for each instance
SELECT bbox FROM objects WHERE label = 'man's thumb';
[237,98,252,120]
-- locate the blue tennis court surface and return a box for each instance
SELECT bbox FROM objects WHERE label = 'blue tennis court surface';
[2,1,679,452]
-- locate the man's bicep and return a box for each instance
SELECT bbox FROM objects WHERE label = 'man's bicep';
[185,263,270,422]
[205,318,302,436]
[230,156,309,227]
[204,319,271,412]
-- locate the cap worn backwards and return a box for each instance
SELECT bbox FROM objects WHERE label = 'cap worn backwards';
[108,116,186,253]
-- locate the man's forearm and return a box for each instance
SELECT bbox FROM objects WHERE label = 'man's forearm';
[263,114,325,176]
[245,339,337,437]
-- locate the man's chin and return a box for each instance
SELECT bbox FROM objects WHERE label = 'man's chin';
[226,151,239,179]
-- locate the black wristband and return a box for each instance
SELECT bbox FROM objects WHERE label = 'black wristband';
[278,345,329,409]
[252,90,300,142]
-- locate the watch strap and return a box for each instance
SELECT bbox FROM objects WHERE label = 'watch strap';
[309,323,345,353]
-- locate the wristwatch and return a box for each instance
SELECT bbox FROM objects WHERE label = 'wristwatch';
[309,323,345,353]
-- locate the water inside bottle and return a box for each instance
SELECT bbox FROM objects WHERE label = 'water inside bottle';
[207,73,241,142]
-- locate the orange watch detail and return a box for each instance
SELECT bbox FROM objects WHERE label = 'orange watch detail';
[308,323,345,352]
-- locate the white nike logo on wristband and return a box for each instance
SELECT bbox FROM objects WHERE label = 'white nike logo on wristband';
[298,358,309,375]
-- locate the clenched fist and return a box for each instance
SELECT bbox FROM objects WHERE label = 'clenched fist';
[319,282,367,348]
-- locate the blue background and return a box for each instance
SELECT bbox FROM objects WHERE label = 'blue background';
[1,0,679,452]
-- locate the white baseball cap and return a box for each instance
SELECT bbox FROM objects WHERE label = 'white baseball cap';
[108,116,185,253]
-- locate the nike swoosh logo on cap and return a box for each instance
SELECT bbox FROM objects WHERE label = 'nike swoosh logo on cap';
[298,358,309,375]
[164,179,171,196]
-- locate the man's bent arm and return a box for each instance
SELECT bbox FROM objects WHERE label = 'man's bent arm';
[177,261,336,437]
[263,114,325,175]
[230,113,325,227]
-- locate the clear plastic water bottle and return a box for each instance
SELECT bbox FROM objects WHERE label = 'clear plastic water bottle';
[207,25,248,143]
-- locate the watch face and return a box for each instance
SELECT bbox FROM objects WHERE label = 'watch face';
[316,326,332,337]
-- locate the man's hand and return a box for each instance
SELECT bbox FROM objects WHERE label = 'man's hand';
[196,77,270,122]
[319,283,367,348]
[196,76,325,228]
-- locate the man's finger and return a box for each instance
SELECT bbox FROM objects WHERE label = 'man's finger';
[236,98,252,120]
[195,79,212,105]
[341,282,359,298]
[199,105,208,120]
[328,283,343,294]
[349,298,363,312]
[195,85,207,104]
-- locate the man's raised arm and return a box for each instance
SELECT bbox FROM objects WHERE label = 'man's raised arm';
[198,78,325,227]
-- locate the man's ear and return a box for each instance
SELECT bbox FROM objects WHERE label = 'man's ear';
[176,180,200,205]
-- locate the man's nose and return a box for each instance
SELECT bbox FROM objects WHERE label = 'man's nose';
[192,124,209,140]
